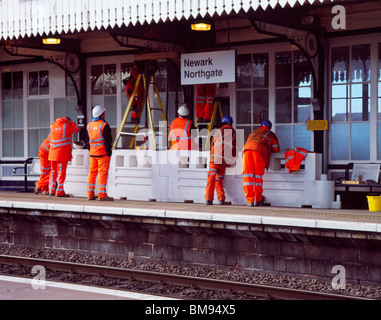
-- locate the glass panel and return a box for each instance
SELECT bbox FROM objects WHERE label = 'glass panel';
[276,89,292,123]
[14,130,24,157]
[104,95,117,126]
[294,51,311,87]
[331,46,349,84]
[253,90,268,124]
[13,100,23,128]
[331,123,349,160]
[294,125,311,151]
[104,64,116,95]
[39,70,49,95]
[155,62,167,92]
[275,51,291,87]
[28,129,39,158]
[236,54,251,89]
[236,126,252,143]
[294,87,311,123]
[2,72,12,100]
[332,98,347,122]
[66,73,76,97]
[13,71,23,99]
[66,97,78,120]
[236,91,251,124]
[2,131,13,157]
[121,63,133,95]
[275,125,292,152]
[378,123,381,160]
[252,53,268,88]
[29,71,39,95]
[351,122,369,160]
[27,100,39,127]
[2,100,13,129]
[40,128,50,143]
[91,65,103,95]
[351,44,370,83]
[54,98,66,119]
[91,96,103,109]
[351,83,370,121]
[39,99,50,126]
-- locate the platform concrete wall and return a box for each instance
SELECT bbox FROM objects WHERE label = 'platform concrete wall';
[1,206,380,285]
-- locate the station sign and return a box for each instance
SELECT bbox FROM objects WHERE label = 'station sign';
[180,50,236,85]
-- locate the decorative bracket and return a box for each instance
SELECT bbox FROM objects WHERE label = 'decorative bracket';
[251,20,320,97]
[2,45,81,103]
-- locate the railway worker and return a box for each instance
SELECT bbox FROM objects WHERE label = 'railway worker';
[86,105,114,201]
[205,115,236,205]
[168,104,197,150]
[196,83,216,124]
[124,63,145,124]
[34,134,51,195]
[49,117,80,197]
[242,120,280,207]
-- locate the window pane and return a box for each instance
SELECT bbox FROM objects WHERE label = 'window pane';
[236,91,251,124]
[331,123,349,160]
[276,88,291,123]
[294,51,311,87]
[236,54,251,89]
[66,74,76,97]
[2,131,13,157]
[275,51,291,87]
[54,98,66,119]
[104,95,117,127]
[2,100,13,129]
[29,71,39,95]
[253,90,268,124]
[39,70,49,95]
[39,99,50,126]
[351,44,370,83]
[13,100,23,128]
[27,100,39,127]
[331,46,349,84]
[104,64,116,95]
[275,125,291,152]
[13,71,23,99]
[14,130,24,157]
[2,72,12,100]
[28,129,39,158]
[252,53,268,88]
[294,125,311,151]
[332,98,347,122]
[351,122,369,160]
[294,87,311,123]
[91,65,103,95]
[66,97,78,120]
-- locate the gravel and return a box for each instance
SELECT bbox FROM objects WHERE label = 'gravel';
[0,244,380,299]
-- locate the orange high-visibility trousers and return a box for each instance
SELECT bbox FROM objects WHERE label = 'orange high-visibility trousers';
[37,151,51,192]
[242,150,265,204]
[87,156,111,199]
[205,163,226,202]
[49,161,68,196]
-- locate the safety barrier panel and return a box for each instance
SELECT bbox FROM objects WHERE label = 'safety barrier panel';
[65,150,336,208]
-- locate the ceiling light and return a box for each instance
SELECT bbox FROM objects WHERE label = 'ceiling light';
[42,37,61,45]
[191,23,212,31]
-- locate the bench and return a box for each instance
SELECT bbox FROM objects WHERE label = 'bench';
[12,157,40,192]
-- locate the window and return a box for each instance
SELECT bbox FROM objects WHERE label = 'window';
[330,44,371,161]
[2,71,24,157]
[29,70,49,96]
[275,50,312,152]
[236,53,269,139]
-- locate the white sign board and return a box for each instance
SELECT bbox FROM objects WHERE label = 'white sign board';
[180,50,236,85]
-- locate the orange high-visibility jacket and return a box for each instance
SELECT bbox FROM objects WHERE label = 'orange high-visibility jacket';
[285,147,309,173]
[168,117,193,150]
[210,125,236,167]
[49,118,80,162]
[243,126,280,169]
[87,120,108,157]
[196,83,216,120]
[39,135,51,156]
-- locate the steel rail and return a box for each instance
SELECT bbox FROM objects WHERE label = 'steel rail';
[0,254,370,300]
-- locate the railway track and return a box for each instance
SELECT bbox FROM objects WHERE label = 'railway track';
[0,254,371,300]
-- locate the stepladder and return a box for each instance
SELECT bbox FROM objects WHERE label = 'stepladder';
[113,73,166,150]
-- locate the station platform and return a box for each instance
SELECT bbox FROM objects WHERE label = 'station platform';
[0,191,381,285]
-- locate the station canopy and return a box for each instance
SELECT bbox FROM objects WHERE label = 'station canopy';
[0,0,337,41]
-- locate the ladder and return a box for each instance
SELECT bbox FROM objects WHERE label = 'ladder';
[195,100,223,150]
[113,73,166,150]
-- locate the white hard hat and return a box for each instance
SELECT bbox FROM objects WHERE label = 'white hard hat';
[177,104,189,117]
[92,105,105,118]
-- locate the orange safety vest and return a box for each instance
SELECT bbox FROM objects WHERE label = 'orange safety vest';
[87,120,108,157]
[195,83,216,120]
[49,118,80,162]
[243,126,280,169]
[168,118,193,150]
[210,125,236,167]
[285,147,309,173]
[39,135,51,156]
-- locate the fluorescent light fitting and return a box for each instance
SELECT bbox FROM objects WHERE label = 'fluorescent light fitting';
[191,23,211,31]
[43,37,61,44]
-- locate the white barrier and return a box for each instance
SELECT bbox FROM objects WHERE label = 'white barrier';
[65,150,336,208]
